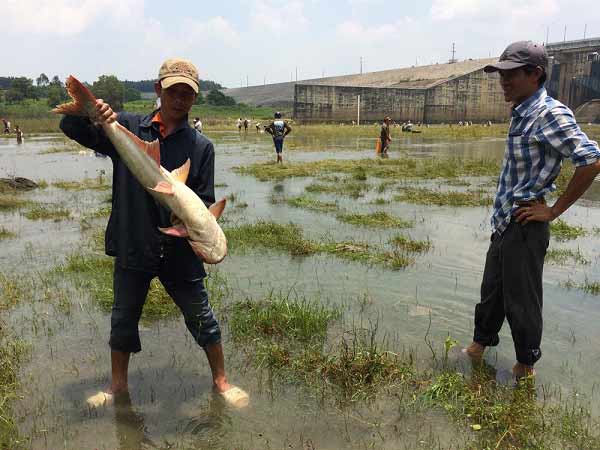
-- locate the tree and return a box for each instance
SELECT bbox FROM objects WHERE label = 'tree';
[50,75,63,87]
[123,87,141,103]
[36,73,49,87]
[47,84,68,108]
[195,91,205,105]
[5,77,36,102]
[91,75,125,111]
[206,89,236,106]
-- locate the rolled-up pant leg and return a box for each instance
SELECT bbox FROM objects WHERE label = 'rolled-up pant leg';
[109,264,153,353]
[159,276,222,348]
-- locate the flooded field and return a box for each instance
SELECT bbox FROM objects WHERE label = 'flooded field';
[1,128,600,449]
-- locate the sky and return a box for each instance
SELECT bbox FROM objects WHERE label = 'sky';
[2,0,599,88]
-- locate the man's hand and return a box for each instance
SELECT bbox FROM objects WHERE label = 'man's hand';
[514,203,557,225]
[94,99,117,124]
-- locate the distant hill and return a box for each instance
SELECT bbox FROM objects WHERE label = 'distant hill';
[123,79,224,92]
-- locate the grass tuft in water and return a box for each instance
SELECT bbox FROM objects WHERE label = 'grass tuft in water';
[225,221,319,256]
[230,295,340,344]
[395,187,493,207]
[0,194,29,211]
[305,179,370,198]
[0,227,16,240]
[336,211,413,228]
[389,234,432,253]
[22,203,71,221]
[286,195,339,213]
[550,219,586,241]
[546,248,589,265]
[52,175,110,191]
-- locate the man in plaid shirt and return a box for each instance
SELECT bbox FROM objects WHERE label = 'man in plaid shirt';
[463,41,600,379]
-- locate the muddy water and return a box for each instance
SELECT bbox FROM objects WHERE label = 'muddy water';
[2,130,600,449]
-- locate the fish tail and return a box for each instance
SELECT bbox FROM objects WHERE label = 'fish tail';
[52,75,97,117]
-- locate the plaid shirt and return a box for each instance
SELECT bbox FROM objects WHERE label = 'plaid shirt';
[491,87,600,234]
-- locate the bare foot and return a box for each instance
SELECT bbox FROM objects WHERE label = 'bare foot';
[513,363,536,380]
[462,341,485,360]
[86,385,128,409]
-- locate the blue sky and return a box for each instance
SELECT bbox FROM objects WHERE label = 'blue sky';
[2,0,598,88]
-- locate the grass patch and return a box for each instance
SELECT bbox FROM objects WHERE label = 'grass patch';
[229,295,340,344]
[236,157,499,182]
[336,211,413,228]
[550,219,586,241]
[305,179,370,198]
[370,197,391,205]
[394,187,493,207]
[390,234,432,253]
[52,176,110,191]
[0,194,29,211]
[0,227,16,240]
[286,195,339,213]
[546,248,589,265]
[40,140,85,154]
[22,204,71,221]
[225,221,416,269]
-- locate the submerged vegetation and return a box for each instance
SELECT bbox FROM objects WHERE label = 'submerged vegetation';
[546,248,589,265]
[22,203,71,221]
[237,157,499,182]
[0,227,16,240]
[550,219,587,241]
[395,187,494,207]
[336,211,413,228]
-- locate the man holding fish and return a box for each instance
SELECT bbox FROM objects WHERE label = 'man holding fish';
[57,58,248,409]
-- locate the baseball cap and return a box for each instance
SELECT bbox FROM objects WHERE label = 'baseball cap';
[484,41,548,73]
[158,58,200,94]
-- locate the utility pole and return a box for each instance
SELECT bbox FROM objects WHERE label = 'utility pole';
[264,76,266,86]
[295,67,298,82]
[246,75,249,87]
[450,43,457,63]
[546,27,549,45]
[563,25,567,42]
[360,56,363,75]
[584,24,587,39]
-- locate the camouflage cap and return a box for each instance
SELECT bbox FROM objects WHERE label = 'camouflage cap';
[158,58,199,93]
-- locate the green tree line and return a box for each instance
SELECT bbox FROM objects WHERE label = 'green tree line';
[0,74,237,110]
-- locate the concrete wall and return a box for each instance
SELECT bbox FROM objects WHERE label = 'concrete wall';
[294,69,510,124]
[294,85,426,123]
[424,70,509,123]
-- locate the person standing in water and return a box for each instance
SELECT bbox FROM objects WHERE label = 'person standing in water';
[15,125,23,144]
[380,116,392,155]
[265,111,292,163]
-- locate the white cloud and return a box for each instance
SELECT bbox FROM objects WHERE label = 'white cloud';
[2,0,144,36]
[430,0,560,22]
[250,0,309,34]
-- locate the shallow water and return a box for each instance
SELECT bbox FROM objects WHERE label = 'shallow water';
[2,130,600,449]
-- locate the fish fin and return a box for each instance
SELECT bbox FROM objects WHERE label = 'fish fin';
[171,159,191,184]
[149,181,175,195]
[52,75,97,116]
[114,122,161,166]
[158,225,189,238]
[209,198,226,219]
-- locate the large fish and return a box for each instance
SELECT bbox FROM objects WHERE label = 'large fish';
[54,75,227,264]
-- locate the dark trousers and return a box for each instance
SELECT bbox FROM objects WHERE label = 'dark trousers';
[110,264,221,353]
[473,220,549,366]
[273,136,284,153]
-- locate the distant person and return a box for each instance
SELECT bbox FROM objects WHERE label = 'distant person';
[380,116,392,154]
[243,118,249,132]
[255,122,261,133]
[236,118,242,132]
[193,117,203,134]
[15,125,23,144]
[2,118,9,134]
[265,111,292,164]
[462,40,600,380]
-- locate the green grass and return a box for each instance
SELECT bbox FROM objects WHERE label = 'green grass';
[546,248,589,265]
[22,204,71,221]
[237,157,500,182]
[229,295,340,344]
[305,179,371,198]
[0,194,29,211]
[336,211,413,228]
[40,140,86,154]
[394,187,494,207]
[550,219,586,241]
[389,234,432,253]
[225,221,416,269]
[286,195,339,212]
[0,227,16,240]
[52,176,110,191]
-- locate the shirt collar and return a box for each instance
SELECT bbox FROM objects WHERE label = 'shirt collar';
[140,109,191,137]
[512,87,547,118]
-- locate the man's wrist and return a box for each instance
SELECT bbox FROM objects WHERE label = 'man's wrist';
[549,204,561,220]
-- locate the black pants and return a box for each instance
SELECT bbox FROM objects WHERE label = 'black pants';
[473,220,549,366]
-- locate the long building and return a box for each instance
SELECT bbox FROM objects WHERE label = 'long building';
[224,38,600,124]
